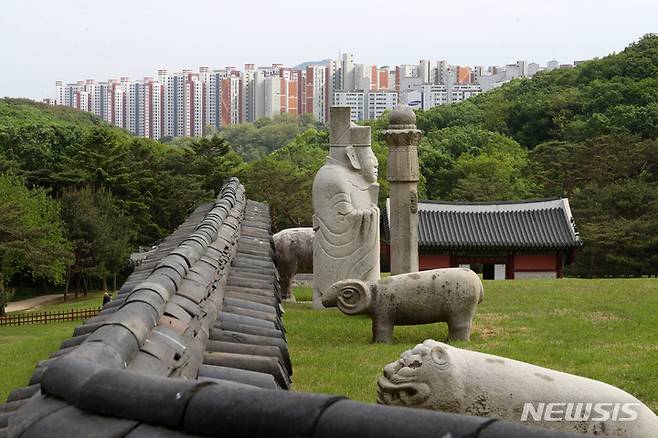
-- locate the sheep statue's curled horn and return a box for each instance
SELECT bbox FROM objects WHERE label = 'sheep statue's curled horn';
[322,268,484,343]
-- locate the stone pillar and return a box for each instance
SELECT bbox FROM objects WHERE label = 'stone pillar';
[383,105,422,275]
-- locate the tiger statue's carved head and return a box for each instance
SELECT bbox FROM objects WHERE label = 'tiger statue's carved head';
[377,339,464,412]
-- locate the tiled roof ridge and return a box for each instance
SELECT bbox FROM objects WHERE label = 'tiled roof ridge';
[1,178,296,435]
[418,196,565,206]
[382,197,582,250]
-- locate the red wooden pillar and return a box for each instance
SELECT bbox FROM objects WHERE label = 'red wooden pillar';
[449,252,458,268]
[556,251,564,278]
[506,252,515,279]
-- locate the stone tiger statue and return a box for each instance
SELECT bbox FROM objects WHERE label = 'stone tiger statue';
[378,340,658,437]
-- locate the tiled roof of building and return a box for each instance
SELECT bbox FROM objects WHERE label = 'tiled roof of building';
[383,197,582,250]
[0,180,586,438]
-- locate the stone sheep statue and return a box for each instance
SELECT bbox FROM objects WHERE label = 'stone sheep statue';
[322,268,483,343]
[378,339,658,437]
[272,227,313,301]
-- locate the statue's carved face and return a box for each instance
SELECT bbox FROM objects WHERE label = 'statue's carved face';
[336,145,378,184]
[377,340,463,411]
[357,147,378,183]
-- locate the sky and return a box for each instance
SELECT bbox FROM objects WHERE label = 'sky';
[1,0,656,100]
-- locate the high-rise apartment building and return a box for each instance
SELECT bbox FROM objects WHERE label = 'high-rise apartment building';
[55,81,65,106]
[63,83,79,107]
[324,59,340,107]
[378,67,390,90]
[73,80,94,114]
[305,65,328,123]
[262,76,282,119]
[334,89,398,122]
[241,64,256,123]
[143,78,163,140]
[528,62,541,76]
[456,66,472,84]
[126,80,144,136]
[516,60,528,77]
[333,90,365,121]
[341,53,355,91]
[433,60,448,85]
[109,80,125,129]
[206,69,226,131]
[419,59,432,84]
[366,90,398,120]
[93,82,111,122]
[472,66,484,84]
[184,72,204,137]
[221,75,241,126]
[283,76,300,115]
[165,72,185,137]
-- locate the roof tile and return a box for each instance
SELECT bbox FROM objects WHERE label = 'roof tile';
[384,198,582,250]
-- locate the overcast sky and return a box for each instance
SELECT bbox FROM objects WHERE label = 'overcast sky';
[1,0,656,100]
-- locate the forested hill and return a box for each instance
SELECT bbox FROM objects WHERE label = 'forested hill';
[0,98,244,300]
[416,33,658,146]
[0,98,243,243]
[0,98,116,130]
[400,34,658,277]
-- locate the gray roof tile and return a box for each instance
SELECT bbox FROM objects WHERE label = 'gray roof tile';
[384,197,582,250]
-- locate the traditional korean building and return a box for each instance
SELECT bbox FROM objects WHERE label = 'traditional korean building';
[382,197,582,279]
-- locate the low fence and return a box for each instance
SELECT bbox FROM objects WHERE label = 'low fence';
[0,307,101,327]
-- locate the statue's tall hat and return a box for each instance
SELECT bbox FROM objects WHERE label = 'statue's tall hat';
[329,106,371,147]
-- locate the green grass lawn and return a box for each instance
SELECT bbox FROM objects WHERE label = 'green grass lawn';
[293,286,312,301]
[0,321,78,401]
[285,278,658,413]
[0,291,108,401]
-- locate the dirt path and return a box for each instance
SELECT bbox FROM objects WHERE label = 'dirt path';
[5,294,64,313]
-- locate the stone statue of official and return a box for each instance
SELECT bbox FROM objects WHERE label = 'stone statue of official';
[311,106,380,309]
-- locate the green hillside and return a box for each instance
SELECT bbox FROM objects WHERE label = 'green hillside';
[0,98,243,301]
[0,98,118,131]
[0,97,239,244]
[416,33,658,146]
[396,34,658,277]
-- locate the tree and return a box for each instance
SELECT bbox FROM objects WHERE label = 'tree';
[184,135,244,197]
[528,135,658,277]
[219,113,318,161]
[418,126,532,200]
[59,187,134,297]
[240,129,327,230]
[451,152,534,201]
[0,174,72,315]
[241,157,315,231]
